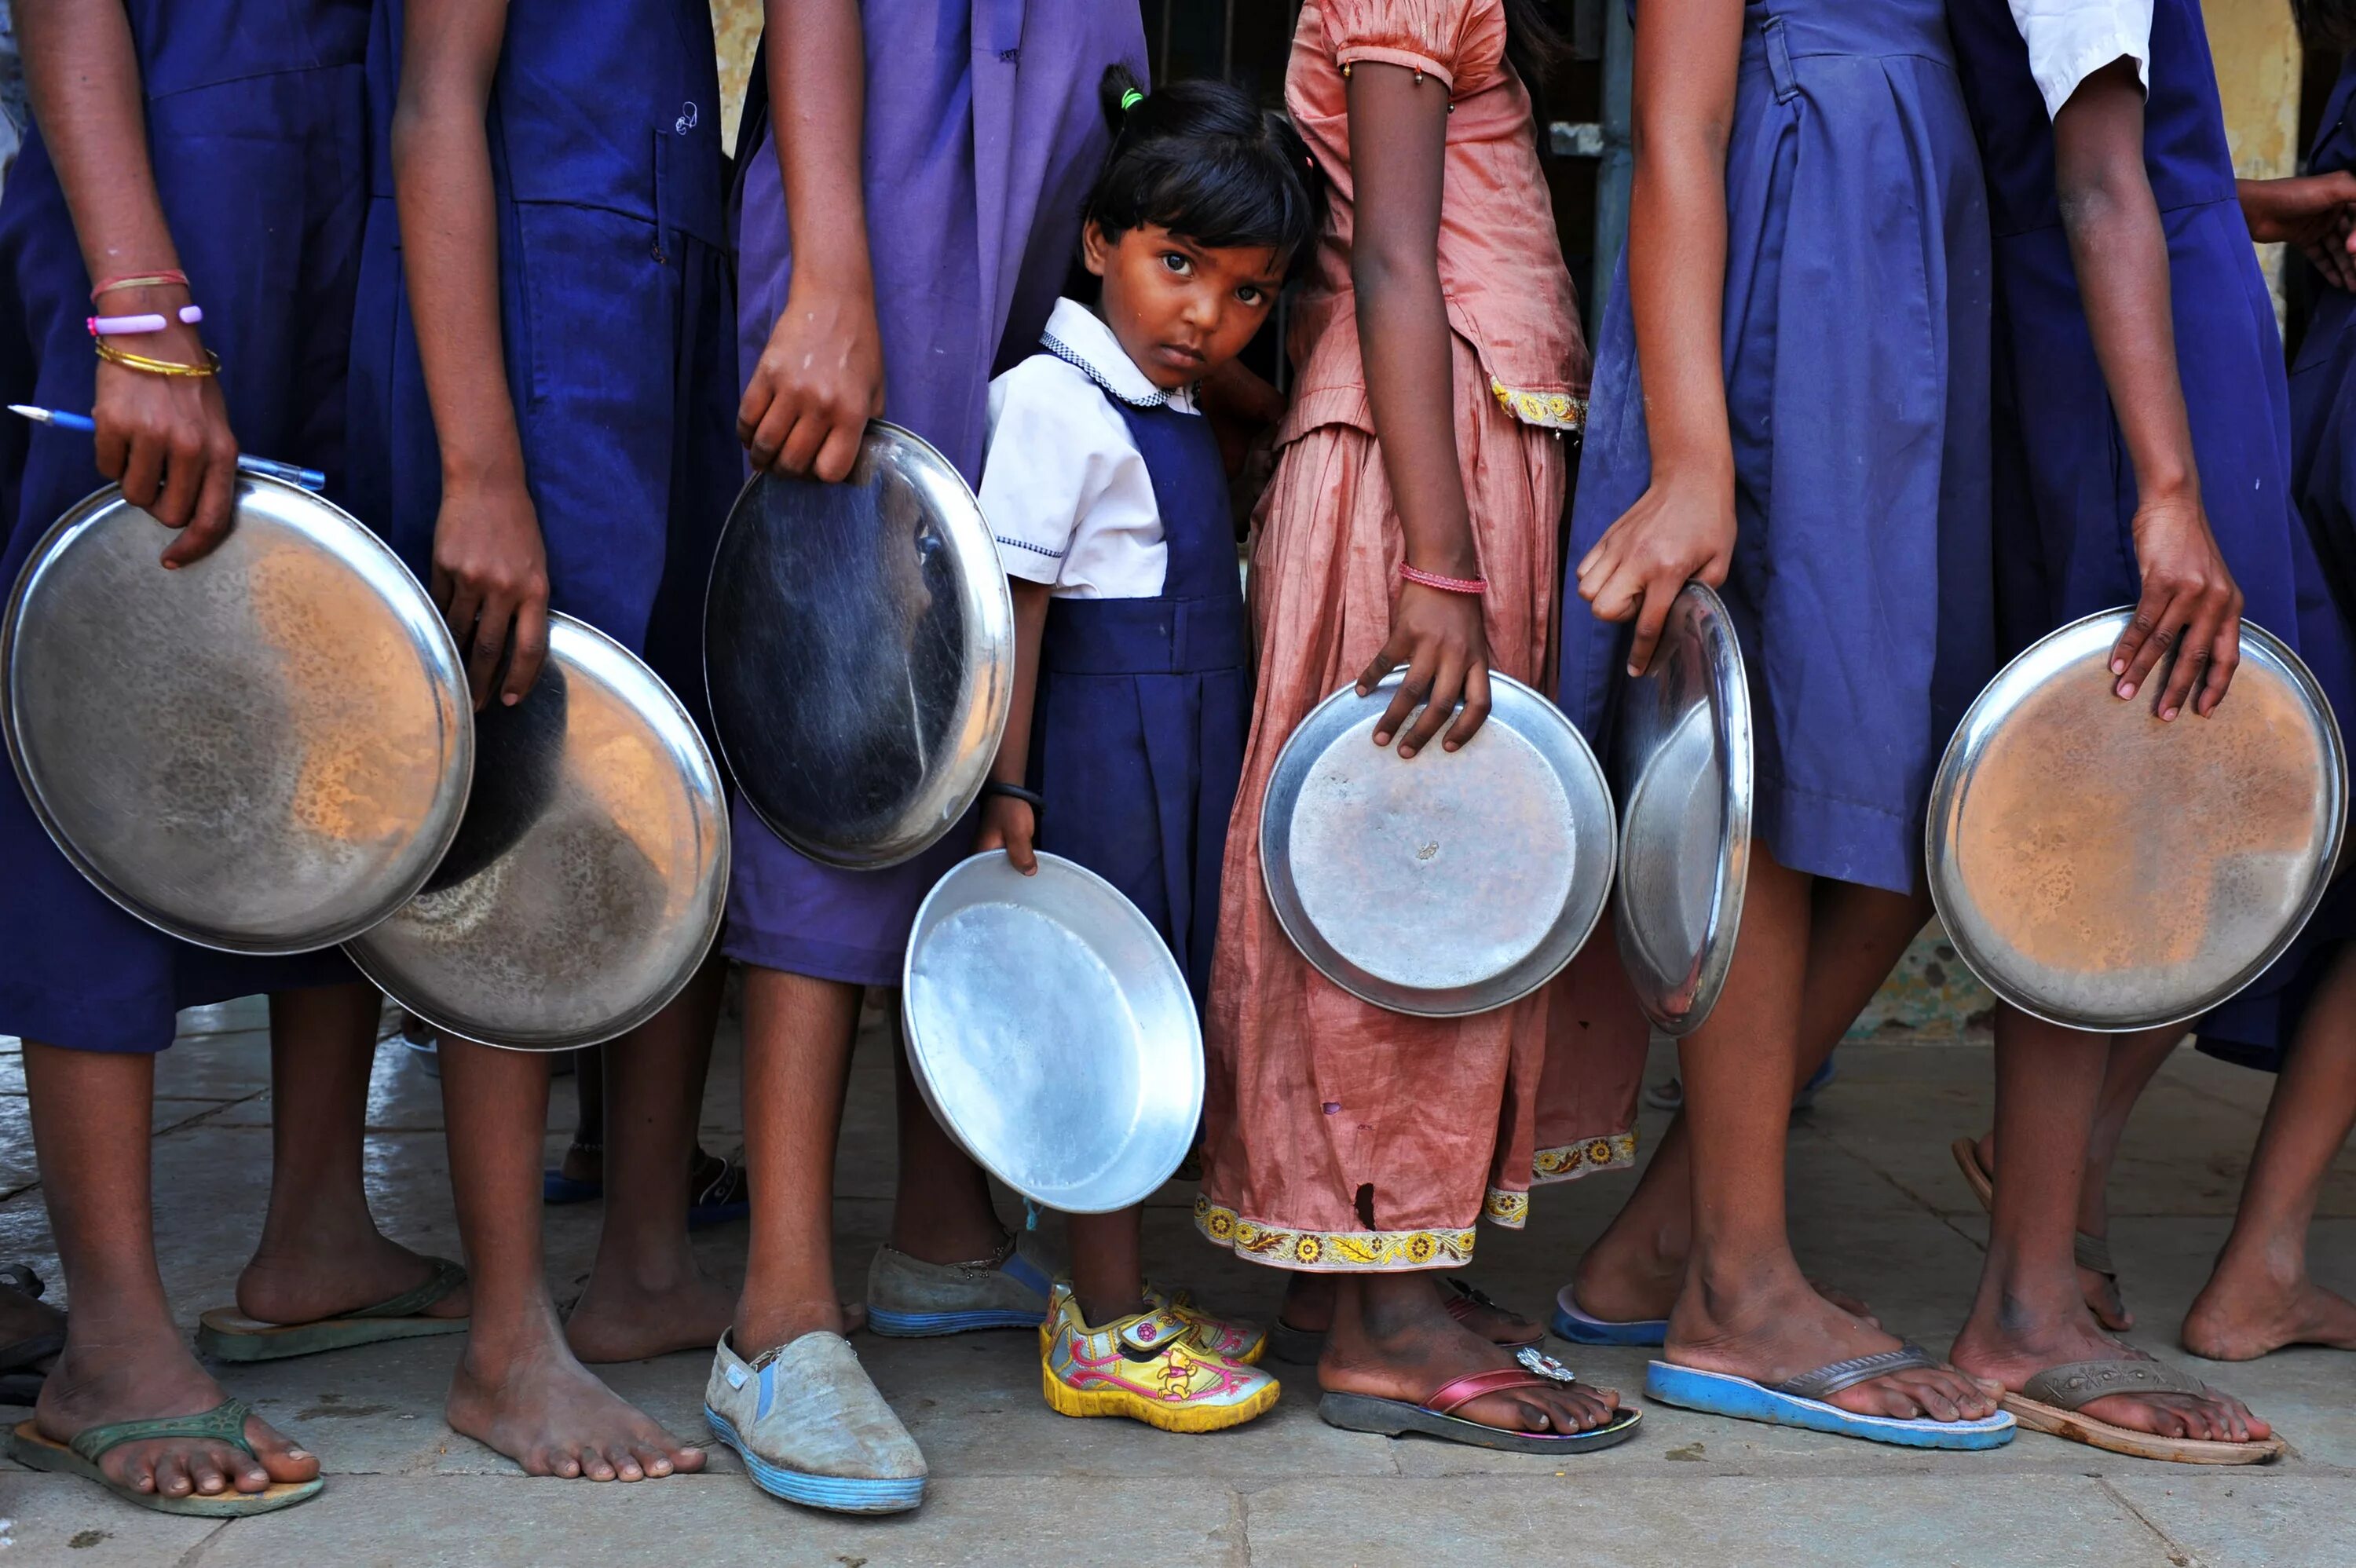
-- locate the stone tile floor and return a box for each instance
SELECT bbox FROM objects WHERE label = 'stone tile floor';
[0,996,2351,1566]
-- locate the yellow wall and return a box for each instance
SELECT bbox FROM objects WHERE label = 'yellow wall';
[2201,0,2302,314]
[712,0,763,156]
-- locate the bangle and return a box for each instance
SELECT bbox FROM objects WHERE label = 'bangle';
[982,780,1045,818]
[1399,562,1487,595]
[90,269,188,300]
[88,305,203,337]
[93,338,221,378]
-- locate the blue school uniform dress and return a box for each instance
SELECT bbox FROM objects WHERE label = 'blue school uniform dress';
[722,0,1147,987]
[0,0,371,1053]
[1562,0,1995,896]
[981,301,1247,1004]
[1947,0,2356,1061]
[346,0,736,729]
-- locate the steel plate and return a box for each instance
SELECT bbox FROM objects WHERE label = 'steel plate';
[704,422,1013,868]
[346,614,729,1050]
[1927,609,2346,1033]
[1,478,470,953]
[1612,582,1753,1035]
[902,850,1202,1212]
[1260,671,1615,1017]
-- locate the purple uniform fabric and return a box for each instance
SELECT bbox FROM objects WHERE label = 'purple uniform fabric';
[722,0,1146,985]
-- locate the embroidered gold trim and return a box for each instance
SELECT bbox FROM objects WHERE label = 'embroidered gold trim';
[1531,1128,1640,1186]
[1193,1194,1475,1272]
[1483,1188,1530,1229]
[1490,378,1586,433]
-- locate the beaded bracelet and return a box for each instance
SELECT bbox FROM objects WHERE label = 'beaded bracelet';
[88,306,203,338]
[89,269,189,300]
[93,338,220,378]
[1399,562,1487,595]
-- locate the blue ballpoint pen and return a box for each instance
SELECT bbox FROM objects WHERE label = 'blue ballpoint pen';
[7,404,327,492]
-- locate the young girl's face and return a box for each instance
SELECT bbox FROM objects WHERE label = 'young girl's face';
[1083,221,1286,390]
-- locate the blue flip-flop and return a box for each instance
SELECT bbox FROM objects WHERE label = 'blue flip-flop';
[1644,1346,2016,1450]
[1551,1285,1669,1347]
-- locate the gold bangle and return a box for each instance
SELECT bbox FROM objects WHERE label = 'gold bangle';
[93,338,220,378]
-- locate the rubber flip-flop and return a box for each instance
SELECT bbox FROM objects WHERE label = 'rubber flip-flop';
[1268,1318,1324,1365]
[5,1400,323,1516]
[2001,1358,2285,1465]
[196,1257,468,1363]
[543,1169,602,1204]
[1319,1347,1642,1455]
[1644,1346,2017,1450]
[1550,1285,1668,1347]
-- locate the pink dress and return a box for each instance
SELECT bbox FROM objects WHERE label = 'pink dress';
[1196,0,1641,1274]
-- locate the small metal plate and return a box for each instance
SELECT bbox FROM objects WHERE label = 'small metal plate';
[903,850,1202,1213]
[1612,583,1753,1035]
[1260,671,1615,1017]
[346,615,729,1050]
[1928,609,2346,1033]
[2,478,470,953]
[704,422,1013,868]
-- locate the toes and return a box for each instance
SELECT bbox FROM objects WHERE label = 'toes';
[670,1443,706,1473]
[631,1443,675,1479]
[577,1446,617,1482]
[153,1454,193,1497]
[605,1445,644,1482]
[243,1416,319,1483]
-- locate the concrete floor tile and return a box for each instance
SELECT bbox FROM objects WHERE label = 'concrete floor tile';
[0,1476,223,1566]
[2108,1471,2356,1568]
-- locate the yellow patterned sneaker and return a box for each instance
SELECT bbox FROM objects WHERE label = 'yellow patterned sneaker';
[1143,1281,1268,1366]
[1039,1285,1279,1433]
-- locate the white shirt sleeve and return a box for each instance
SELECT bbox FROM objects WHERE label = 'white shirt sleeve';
[978,359,1118,589]
[2009,0,2152,120]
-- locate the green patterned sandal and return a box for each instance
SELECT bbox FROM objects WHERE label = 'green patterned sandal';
[6,1398,323,1515]
[196,1256,468,1362]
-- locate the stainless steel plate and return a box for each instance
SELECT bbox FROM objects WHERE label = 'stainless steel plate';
[902,850,1202,1213]
[704,422,1013,868]
[2,478,470,953]
[346,614,729,1050]
[1612,582,1753,1034]
[1260,671,1615,1017]
[1928,609,2346,1033]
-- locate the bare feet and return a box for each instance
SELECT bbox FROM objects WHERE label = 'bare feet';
[565,1266,735,1364]
[236,1230,470,1326]
[1670,1265,1996,1423]
[447,1339,706,1481]
[2183,1261,2356,1362]
[36,1336,315,1500]
[1283,1274,1541,1347]
[1319,1275,1622,1435]
[1952,1303,2268,1442]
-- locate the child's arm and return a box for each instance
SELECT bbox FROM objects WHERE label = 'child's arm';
[972,579,1052,875]
[393,0,549,710]
[1570,0,1743,678]
[1346,62,1491,760]
[739,0,881,482]
[2239,173,2356,292]
[2052,59,2241,719]
[17,1,237,564]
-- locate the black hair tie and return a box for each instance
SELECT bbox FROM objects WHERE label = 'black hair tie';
[982,780,1046,818]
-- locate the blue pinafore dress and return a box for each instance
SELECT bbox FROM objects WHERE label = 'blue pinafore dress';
[1561,0,1996,897]
[1947,0,2356,1062]
[0,0,371,1053]
[1029,393,1249,1007]
[346,0,737,719]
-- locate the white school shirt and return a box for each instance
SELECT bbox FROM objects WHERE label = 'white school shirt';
[2008,0,2153,120]
[979,298,1199,601]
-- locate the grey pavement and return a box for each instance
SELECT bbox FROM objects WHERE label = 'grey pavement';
[1,992,2353,1566]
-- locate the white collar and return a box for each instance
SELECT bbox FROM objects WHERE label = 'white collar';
[1038,298,1198,413]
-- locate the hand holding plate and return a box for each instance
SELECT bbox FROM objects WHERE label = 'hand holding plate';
[738,279,884,482]
[431,471,550,710]
[975,791,1038,875]
[1356,582,1491,758]
[1575,468,1735,677]
[2113,488,2242,720]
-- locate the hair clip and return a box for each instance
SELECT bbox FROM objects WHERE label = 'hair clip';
[1120,87,1144,112]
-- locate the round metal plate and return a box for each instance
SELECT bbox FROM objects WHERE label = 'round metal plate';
[903,850,1202,1213]
[346,614,729,1050]
[1,478,470,954]
[704,422,1013,868]
[1260,671,1615,1017]
[1927,609,2346,1033]
[1612,582,1753,1035]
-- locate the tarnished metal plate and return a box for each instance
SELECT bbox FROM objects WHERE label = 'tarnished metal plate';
[903,850,1201,1213]
[1261,671,1615,1017]
[1928,609,2345,1033]
[704,422,1012,868]
[347,615,728,1050]
[1612,583,1752,1035]
[2,478,469,953]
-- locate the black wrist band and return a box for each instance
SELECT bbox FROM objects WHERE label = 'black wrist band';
[982,780,1045,817]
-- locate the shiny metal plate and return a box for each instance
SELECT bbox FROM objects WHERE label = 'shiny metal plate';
[2,478,470,953]
[346,614,729,1050]
[704,422,1013,868]
[1612,582,1753,1035]
[1260,671,1615,1017]
[1928,609,2346,1033]
[903,850,1202,1213]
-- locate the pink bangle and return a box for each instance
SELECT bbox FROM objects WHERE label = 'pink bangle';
[89,269,189,300]
[87,305,202,337]
[1399,562,1487,595]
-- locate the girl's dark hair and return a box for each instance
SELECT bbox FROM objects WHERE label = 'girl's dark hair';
[2294,0,2356,53]
[1085,65,1326,283]
[1502,0,1571,93]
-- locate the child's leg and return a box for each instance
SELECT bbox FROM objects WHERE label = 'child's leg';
[1067,1208,1145,1325]
[558,1044,605,1185]
[235,982,471,1325]
[24,1042,317,1500]
[735,968,862,1350]
[437,1037,702,1480]
[887,1022,1008,1263]
[565,959,734,1363]
[2185,945,2356,1360]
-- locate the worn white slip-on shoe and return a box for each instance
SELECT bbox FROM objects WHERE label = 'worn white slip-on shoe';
[865,1230,1056,1336]
[704,1330,927,1514]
